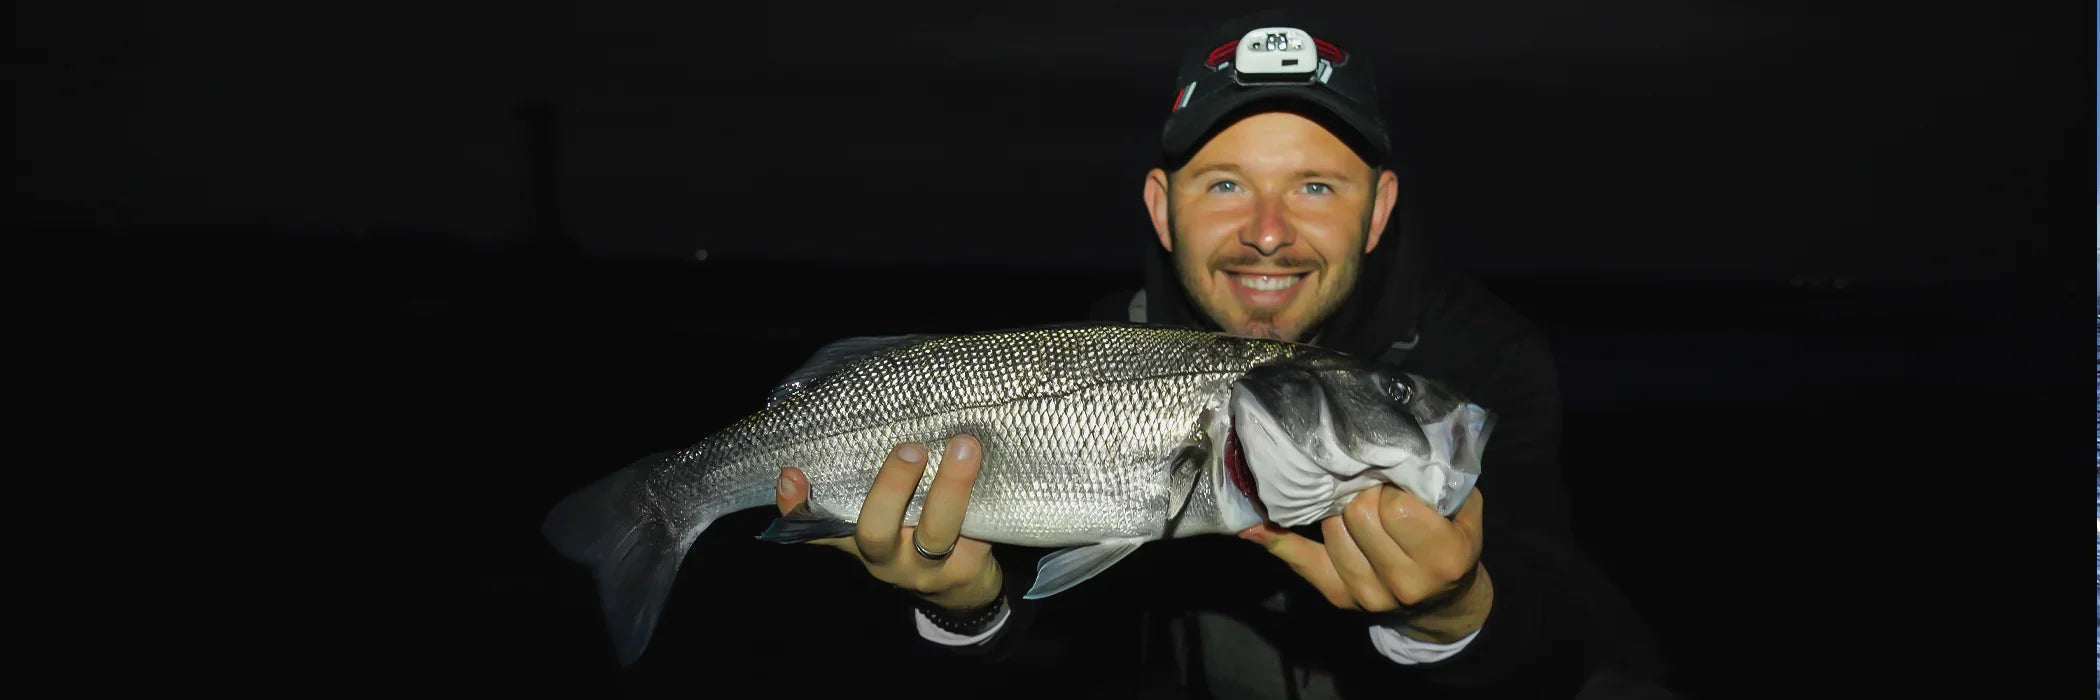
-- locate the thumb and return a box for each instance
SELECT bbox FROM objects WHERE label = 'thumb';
[1240,521,1352,609]
[1240,523,1314,564]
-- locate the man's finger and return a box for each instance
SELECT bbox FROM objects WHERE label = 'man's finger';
[911,435,982,564]
[1378,486,1480,583]
[855,443,930,562]
[939,537,996,579]
[1323,514,1397,611]
[1450,487,1485,549]
[774,467,857,552]
[776,467,805,516]
[1342,488,1420,598]
[1375,485,1459,556]
[1241,523,1353,607]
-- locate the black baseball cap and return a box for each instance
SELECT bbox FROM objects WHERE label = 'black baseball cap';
[1160,10,1390,172]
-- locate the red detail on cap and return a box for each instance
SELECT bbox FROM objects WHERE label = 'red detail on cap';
[1171,83,1190,112]
[1313,38,1348,64]
[1205,41,1237,68]
[1224,425,1258,504]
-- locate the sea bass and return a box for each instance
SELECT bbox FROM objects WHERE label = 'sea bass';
[541,322,1494,665]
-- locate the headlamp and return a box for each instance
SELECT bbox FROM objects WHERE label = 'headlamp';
[1231,27,1321,85]
[1163,20,1385,168]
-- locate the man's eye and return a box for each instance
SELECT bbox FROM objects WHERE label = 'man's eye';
[1303,183,1333,195]
[1208,181,1241,193]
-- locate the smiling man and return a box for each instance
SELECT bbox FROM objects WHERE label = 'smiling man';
[1145,110,1396,344]
[769,8,1675,700]
[1112,11,1672,698]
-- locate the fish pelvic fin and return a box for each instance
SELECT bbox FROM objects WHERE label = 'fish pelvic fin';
[755,498,857,544]
[1023,537,1147,600]
[541,453,691,668]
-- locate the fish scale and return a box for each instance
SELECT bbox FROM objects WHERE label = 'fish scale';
[651,326,1308,547]
[541,322,1487,667]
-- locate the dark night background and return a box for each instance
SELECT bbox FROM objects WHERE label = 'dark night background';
[17,1,2091,697]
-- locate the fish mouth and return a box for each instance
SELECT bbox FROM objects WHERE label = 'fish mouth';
[1227,361,1477,527]
[1230,385,1353,528]
[1222,423,1259,507]
[1204,412,1270,534]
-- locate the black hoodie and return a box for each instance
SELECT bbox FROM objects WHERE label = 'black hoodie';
[914,209,1676,699]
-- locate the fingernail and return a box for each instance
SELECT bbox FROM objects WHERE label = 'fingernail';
[777,471,793,498]
[947,436,976,461]
[897,444,926,463]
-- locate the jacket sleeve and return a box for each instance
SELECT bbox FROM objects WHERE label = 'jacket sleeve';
[904,546,1061,663]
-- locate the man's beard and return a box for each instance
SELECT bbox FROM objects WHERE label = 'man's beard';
[1167,216,1362,344]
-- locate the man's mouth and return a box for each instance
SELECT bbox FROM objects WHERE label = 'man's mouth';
[1226,272,1309,308]
[1233,273,1305,292]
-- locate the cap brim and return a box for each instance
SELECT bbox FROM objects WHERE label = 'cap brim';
[1163,84,1389,170]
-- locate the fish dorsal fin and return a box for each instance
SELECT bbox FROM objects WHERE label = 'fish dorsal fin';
[767,333,943,407]
[1023,537,1147,600]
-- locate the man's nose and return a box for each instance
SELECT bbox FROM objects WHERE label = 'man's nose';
[1240,196,1294,256]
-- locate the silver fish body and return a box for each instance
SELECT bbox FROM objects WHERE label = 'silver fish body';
[542,322,1492,666]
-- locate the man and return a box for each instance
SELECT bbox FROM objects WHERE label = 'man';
[772,10,1672,699]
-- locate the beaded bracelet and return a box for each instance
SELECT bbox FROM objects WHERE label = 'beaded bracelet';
[919,595,1007,637]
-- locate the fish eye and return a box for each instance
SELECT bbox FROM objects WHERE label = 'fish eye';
[1384,375,1414,404]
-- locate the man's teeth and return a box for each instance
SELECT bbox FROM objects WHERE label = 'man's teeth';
[1236,274,1303,292]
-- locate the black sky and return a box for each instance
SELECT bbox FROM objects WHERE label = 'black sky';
[10,1,2080,285]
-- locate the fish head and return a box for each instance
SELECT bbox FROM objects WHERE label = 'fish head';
[1228,355,1494,528]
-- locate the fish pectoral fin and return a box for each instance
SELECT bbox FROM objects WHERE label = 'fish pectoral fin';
[1023,537,1147,600]
[755,499,857,544]
[1165,410,1221,524]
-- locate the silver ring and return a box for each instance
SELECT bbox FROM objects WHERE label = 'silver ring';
[912,531,955,561]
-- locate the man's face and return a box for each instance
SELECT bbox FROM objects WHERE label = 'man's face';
[1143,111,1400,342]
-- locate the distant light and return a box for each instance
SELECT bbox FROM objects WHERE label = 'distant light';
[693,248,710,262]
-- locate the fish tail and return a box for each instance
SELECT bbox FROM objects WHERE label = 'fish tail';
[541,453,692,667]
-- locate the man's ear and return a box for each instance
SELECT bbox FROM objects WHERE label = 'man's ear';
[1365,168,1400,254]
[1144,168,1173,252]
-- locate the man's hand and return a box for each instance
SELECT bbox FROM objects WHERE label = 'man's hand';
[774,435,1003,613]
[1241,485,1493,644]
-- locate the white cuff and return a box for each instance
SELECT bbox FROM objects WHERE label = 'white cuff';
[913,602,1012,647]
[1367,623,1482,665]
